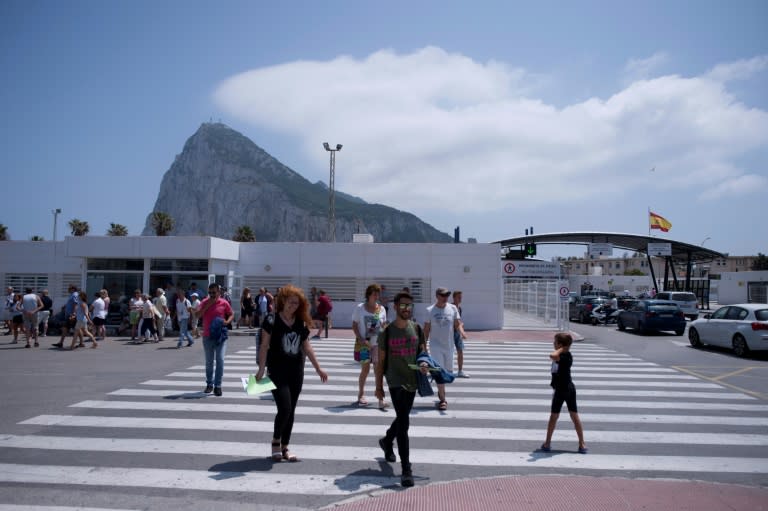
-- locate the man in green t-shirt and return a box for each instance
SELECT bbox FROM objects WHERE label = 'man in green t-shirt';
[375,291,428,488]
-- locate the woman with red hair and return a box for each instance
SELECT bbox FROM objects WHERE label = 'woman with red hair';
[256,285,328,462]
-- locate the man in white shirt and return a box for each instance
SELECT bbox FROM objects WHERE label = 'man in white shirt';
[423,287,466,411]
[22,287,43,347]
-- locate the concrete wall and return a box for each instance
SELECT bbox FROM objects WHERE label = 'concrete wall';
[237,242,502,330]
[717,271,768,304]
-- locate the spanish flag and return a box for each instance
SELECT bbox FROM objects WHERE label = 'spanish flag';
[649,211,672,232]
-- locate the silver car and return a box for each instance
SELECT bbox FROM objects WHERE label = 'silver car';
[688,304,768,357]
[655,291,699,320]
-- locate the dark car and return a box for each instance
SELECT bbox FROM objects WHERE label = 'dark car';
[617,300,686,335]
[569,296,610,323]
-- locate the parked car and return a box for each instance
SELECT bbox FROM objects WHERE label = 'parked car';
[688,304,768,357]
[654,291,699,320]
[617,300,686,335]
[569,296,610,323]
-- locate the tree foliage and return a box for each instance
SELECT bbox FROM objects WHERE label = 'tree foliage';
[150,212,174,236]
[233,225,256,242]
[0,224,8,241]
[68,219,90,236]
[30,235,45,241]
[752,253,768,271]
[106,223,129,236]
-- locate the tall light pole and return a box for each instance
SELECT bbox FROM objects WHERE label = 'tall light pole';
[701,236,711,246]
[323,142,342,242]
[52,208,61,241]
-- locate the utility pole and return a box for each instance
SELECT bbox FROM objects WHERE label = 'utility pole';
[322,142,342,242]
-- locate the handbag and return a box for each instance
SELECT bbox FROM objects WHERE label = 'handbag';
[163,315,172,330]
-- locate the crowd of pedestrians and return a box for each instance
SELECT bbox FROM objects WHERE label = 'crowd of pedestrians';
[4,282,587,489]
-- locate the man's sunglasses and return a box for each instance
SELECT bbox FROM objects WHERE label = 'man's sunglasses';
[397,303,414,310]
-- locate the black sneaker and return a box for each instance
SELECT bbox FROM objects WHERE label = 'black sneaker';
[204,385,213,394]
[401,468,414,487]
[379,437,396,463]
[214,387,222,396]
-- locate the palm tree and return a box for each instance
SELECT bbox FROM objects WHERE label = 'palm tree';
[68,218,90,236]
[30,235,45,241]
[106,223,129,236]
[233,225,256,242]
[150,212,174,236]
[0,224,8,241]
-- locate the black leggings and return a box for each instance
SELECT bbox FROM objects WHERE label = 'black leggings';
[384,386,417,468]
[271,377,303,446]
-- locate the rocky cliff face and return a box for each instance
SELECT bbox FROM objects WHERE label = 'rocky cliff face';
[142,123,453,242]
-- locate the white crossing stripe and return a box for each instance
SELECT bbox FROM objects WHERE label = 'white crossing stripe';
[0,463,393,495]
[0,437,765,473]
[67,400,768,426]
[108,388,768,411]
[18,415,768,444]
[167,370,700,380]
[139,378,724,390]
[0,506,139,511]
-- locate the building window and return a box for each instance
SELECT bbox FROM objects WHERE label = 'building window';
[4,274,49,293]
[151,259,208,272]
[87,259,144,271]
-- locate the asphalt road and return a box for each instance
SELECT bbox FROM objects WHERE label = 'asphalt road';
[0,324,766,511]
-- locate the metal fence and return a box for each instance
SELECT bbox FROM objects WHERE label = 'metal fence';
[503,278,570,331]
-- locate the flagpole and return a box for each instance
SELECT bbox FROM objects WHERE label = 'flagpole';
[648,207,651,237]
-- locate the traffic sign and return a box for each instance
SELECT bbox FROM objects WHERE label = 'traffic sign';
[589,243,613,257]
[559,286,570,297]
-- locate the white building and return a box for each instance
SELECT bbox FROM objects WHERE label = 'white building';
[0,237,503,330]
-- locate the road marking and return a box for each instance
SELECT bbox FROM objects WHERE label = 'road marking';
[0,440,765,473]
[672,366,768,401]
[67,400,768,426]
[0,506,139,511]
[167,370,699,381]
[713,367,762,381]
[134,380,748,399]
[18,415,768,440]
[140,377,723,389]
[108,389,768,410]
[0,463,393,495]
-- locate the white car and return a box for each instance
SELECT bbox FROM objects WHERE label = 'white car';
[688,304,768,357]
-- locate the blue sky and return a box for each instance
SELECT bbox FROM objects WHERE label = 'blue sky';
[2,0,766,258]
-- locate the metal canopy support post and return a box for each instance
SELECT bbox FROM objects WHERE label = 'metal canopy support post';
[646,252,659,294]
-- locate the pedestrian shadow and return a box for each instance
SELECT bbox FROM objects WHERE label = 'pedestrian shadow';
[333,461,406,492]
[527,447,564,462]
[208,457,274,477]
[163,391,209,400]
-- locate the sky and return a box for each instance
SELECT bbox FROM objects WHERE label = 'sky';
[2,0,767,259]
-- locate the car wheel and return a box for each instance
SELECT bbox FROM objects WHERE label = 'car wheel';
[617,318,626,331]
[591,316,598,325]
[732,334,750,358]
[688,328,702,348]
[638,322,646,335]
[580,313,588,324]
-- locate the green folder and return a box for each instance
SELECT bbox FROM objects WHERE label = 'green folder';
[241,374,276,395]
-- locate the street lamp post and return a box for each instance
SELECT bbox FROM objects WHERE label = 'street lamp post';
[52,208,61,241]
[322,142,342,242]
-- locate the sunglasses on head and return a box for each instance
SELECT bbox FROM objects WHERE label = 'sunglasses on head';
[397,303,414,310]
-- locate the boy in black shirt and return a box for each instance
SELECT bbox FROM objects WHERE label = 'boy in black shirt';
[540,332,587,454]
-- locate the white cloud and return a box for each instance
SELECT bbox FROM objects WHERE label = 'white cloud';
[213,47,768,215]
[623,52,669,82]
[706,55,768,82]
[698,174,768,200]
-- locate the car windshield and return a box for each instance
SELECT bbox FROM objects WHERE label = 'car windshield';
[671,293,697,302]
[755,309,768,321]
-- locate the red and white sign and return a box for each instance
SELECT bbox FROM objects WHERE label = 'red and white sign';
[504,262,516,274]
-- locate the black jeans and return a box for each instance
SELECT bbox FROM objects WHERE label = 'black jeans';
[271,377,303,446]
[384,386,416,469]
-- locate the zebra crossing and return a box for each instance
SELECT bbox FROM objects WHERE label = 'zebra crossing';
[1,338,767,510]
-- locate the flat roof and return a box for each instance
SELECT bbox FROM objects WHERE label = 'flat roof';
[495,232,727,263]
